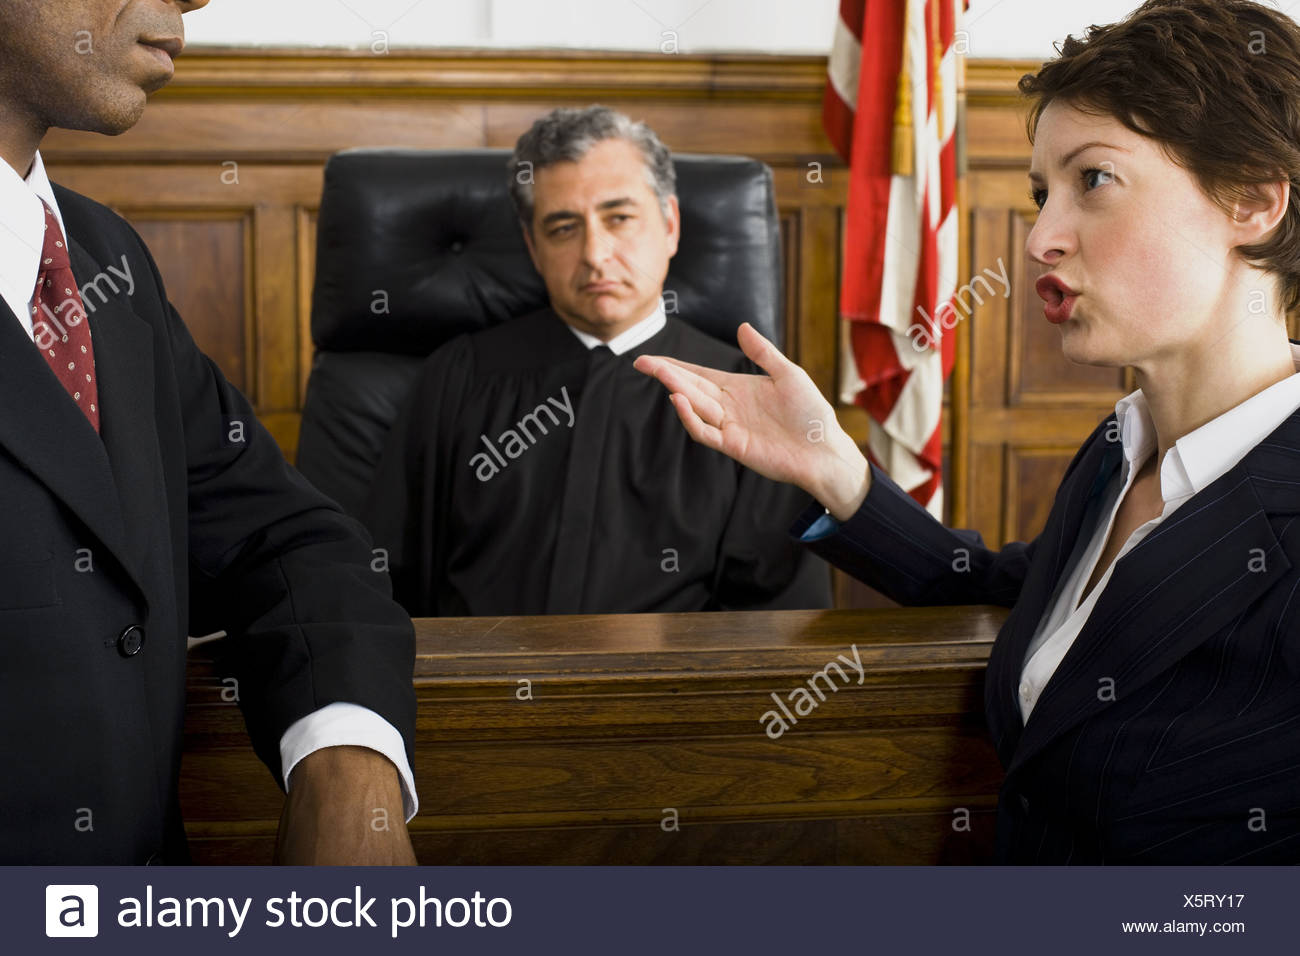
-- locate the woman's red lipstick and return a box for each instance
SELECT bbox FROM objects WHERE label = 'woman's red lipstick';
[1036,275,1079,324]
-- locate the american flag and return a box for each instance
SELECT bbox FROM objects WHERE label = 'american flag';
[824,0,965,519]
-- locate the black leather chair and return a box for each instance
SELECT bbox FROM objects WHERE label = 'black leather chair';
[297,147,784,519]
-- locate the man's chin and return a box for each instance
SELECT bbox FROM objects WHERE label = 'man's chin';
[95,115,146,137]
[75,95,150,136]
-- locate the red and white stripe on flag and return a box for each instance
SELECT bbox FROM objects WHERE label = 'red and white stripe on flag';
[824,0,965,519]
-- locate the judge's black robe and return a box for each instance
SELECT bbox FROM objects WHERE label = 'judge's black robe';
[362,309,831,616]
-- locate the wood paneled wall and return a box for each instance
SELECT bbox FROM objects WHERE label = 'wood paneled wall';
[46,51,1271,598]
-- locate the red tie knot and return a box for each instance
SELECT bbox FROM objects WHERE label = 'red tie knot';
[39,201,71,273]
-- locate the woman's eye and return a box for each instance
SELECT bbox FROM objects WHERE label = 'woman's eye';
[1082,166,1115,191]
[1030,188,1047,210]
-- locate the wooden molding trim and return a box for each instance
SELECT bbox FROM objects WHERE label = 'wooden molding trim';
[965,58,1041,108]
[153,49,1042,104]
[158,47,833,100]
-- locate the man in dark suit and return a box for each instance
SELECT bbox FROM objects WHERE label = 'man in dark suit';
[0,0,417,863]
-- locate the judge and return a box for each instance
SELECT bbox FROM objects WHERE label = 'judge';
[361,106,830,616]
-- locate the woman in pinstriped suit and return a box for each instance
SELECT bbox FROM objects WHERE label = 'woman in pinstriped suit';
[637,0,1300,863]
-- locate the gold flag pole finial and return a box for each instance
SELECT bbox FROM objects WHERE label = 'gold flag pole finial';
[932,0,944,135]
[892,2,914,177]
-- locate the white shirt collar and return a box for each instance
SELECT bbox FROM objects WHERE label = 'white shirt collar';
[1113,341,1300,504]
[564,300,667,355]
[0,151,66,339]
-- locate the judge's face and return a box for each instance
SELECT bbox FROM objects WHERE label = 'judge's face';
[524,138,680,341]
[1025,101,1250,369]
[0,0,208,144]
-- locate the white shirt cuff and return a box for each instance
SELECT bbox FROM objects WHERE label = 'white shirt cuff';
[279,702,418,823]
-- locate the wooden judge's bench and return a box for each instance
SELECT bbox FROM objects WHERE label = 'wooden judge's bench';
[179,608,1008,864]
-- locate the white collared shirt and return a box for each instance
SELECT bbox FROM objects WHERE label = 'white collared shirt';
[0,151,66,338]
[1,151,417,819]
[1017,343,1300,723]
[565,301,667,354]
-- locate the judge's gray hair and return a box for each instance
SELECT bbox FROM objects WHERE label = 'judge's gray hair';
[508,105,676,231]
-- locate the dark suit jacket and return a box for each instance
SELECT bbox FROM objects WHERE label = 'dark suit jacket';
[0,185,416,863]
[794,401,1300,863]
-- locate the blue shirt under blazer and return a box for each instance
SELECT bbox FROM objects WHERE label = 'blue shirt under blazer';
[792,407,1300,863]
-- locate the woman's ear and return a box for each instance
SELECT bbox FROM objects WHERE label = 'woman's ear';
[1232,180,1290,243]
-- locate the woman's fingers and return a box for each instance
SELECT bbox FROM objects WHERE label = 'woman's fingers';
[636,355,729,426]
[669,392,725,451]
[736,323,793,378]
[635,354,732,396]
[649,355,733,382]
[637,330,792,392]
[634,353,736,407]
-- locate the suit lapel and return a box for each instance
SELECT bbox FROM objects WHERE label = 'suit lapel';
[1003,410,1300,781]
[73,237,163,605]
[0,237,155,606]
[984,420,1123,765]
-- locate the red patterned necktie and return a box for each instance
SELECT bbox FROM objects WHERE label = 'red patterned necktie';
[31,200,99,433]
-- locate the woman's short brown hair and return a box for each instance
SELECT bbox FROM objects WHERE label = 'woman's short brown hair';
[1019,0,1300,312]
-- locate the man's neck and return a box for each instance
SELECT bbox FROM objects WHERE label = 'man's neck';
[557,303,663,343]
[558,302,667,355]
[0,112,46,179]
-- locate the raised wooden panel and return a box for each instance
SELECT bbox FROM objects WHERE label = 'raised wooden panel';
[297,207,319,406]
[126,212,252,395]
[965,103,1033,168]
[253,204,300,413]
[1004,446,1077,545]
[966,443,1006,548]
[969,208,1012,411]
[778,208,801,355]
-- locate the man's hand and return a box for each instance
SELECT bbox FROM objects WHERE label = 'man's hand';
[633,323,871,521]
[274,745,417,865]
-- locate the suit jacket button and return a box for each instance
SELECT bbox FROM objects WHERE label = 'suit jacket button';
[1018,794,1031,813]
[117,625,146,658]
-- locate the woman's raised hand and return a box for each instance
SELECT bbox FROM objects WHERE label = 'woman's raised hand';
[632,323,871,521]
